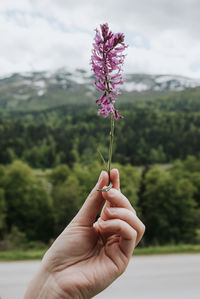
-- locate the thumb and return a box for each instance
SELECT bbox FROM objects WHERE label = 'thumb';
[72,171,109,226]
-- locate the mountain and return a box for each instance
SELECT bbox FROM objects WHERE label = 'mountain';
[123,73,200,92]
[0,68,200,112]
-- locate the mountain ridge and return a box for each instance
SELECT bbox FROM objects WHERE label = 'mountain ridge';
[0,68,200,112]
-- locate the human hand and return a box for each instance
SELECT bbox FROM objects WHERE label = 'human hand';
[24,169,145,299]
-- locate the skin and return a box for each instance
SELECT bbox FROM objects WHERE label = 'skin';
[24,169,145,299]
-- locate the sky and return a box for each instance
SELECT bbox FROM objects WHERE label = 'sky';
[0,0,200,78]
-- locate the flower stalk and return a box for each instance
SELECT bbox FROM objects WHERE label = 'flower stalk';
[108,115,115,180]
[91,23,127,191]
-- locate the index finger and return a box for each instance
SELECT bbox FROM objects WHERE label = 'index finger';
[110,168,120,191]
[100,168,120,217]
[102,188,136,214]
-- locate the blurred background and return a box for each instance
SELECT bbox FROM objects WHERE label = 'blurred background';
[0,0,200,298]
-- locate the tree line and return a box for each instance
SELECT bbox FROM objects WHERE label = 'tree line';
[1,107,200,168]
[0,156,200,249]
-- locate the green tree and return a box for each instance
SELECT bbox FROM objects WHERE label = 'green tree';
[52,175,80,236]
[0,188,6,239]
[48,164,71,186]
[140,167,197,245]
[3,161,54,242]
[73,161,102,203]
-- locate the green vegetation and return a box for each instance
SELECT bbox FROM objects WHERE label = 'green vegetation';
[0,161,142,250]
[1,81,200,260]
[0,249,47,261]
[2,86,200,167]
[0,157,200,254]
[1,244,200,261]
[134,244,200,255]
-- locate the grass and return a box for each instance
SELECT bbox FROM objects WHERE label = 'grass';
[134,244,200,256]
[0,249,47,262]
[1,245,200,261]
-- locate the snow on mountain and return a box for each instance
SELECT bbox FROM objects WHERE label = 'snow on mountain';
[123,81,149,92]
[123,74,200,92]
[1,69,200,101]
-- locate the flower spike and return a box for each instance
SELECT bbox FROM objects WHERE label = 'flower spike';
[91,23,127,191]
[91,23,127,119]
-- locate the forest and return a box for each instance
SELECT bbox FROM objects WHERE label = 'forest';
[1,85,200,249]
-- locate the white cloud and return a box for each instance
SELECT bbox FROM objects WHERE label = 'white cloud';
[0,0,200,77]
[0,10,92,75]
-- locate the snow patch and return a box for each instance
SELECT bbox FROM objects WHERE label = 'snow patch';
[123,82,149,92]
[23,80,32,85]
[38,90,45,96]
[33,80,46,88]
[69,75,88,85]
[0,73,13,80]
[155,75,200,89]
[20,72,34,78]
[69,70,91,85]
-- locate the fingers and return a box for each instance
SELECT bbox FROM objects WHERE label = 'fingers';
[110,168,120,191]
[104,207,145,245]
[72,171,109,226]
[98,218,137,257]
[102,188,136,214]
[99,169,120,219]
[97,171,145,255]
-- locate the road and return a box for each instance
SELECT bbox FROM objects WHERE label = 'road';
[0,254,200,299]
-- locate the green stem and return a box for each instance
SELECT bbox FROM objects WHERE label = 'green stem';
[97,115,115,192]
[108,115,115,183]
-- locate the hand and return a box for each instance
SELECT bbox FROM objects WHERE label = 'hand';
[24,169,145,299]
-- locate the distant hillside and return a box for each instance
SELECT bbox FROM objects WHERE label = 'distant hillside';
[1,69,200,167]
[1,68,200,112]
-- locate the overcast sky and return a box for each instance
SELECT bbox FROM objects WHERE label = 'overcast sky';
[0,0,200,78]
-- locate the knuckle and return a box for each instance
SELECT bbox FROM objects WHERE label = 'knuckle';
[131,207,137,215]
[107,188,116,198]
[141,223,146,234]
[131,229,137,240]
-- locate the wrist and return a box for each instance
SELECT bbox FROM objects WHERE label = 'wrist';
[24,263,65,299]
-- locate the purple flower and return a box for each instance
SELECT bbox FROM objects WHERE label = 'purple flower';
[91,23,127,119]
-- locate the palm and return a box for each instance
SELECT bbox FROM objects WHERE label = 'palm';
[44,219,127,297]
